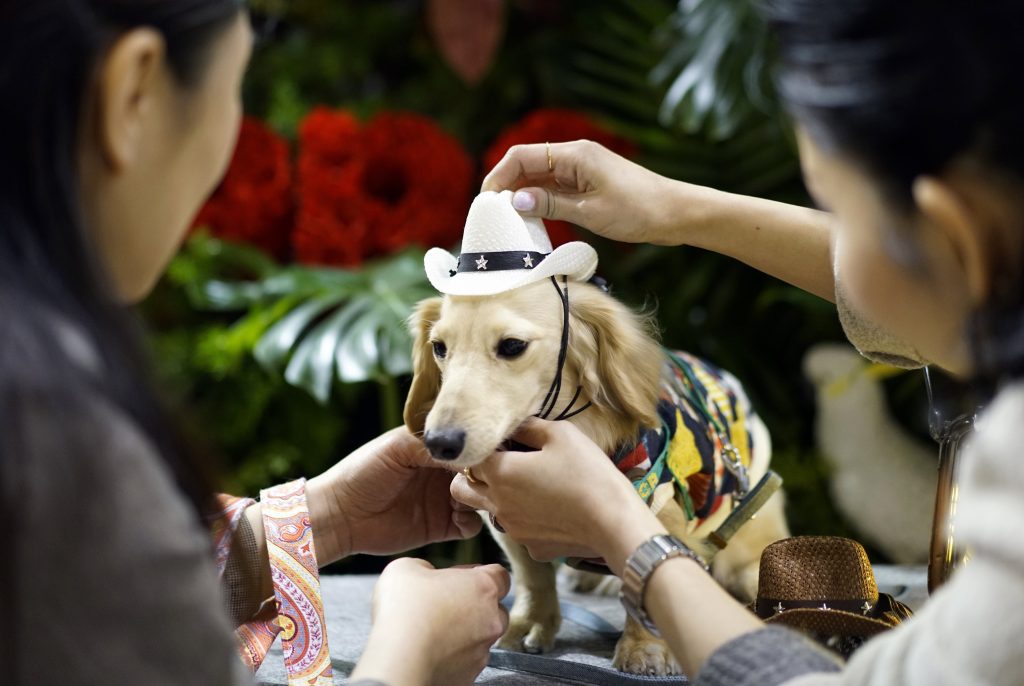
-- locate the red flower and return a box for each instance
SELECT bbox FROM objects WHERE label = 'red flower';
[193,116,293,259]
[293,108,473,267]
[293,109,367,266]
[483,109,636,246]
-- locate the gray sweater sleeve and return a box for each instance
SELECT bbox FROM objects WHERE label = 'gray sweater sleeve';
[10,388,249,685]
[695,627,842,686]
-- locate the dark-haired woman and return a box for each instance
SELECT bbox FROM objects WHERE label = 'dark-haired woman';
[1,2,507,685]
[461,1,1024,684]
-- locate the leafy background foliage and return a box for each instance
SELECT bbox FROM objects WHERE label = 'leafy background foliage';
[144,0,934,571]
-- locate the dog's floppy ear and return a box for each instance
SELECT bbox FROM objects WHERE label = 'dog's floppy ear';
[404,296,443,436]
[569,285,662,429]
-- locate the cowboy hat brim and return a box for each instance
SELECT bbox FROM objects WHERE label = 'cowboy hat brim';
[762,598,904,638]
[424,241,598,296]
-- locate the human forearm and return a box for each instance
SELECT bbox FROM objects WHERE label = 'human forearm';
[657,183,836,302]
[484,142,836,301]
[594,497,764,677]
[643,556,765,677]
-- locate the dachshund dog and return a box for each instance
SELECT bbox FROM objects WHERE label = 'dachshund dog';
[404,277,789,676]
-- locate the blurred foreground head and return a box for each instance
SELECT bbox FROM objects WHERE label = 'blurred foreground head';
[0,0,250,543]
[768,0,1024,388]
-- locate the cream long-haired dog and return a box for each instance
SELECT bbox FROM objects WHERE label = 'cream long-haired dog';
[403,191,789,676]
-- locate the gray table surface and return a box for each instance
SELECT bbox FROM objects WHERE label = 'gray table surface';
[256,565,929,685]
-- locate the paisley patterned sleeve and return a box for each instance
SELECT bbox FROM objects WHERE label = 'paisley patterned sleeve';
[210,484,334,684]
[209,494,283,672]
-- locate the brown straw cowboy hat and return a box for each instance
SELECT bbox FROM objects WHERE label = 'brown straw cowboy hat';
[753,536,913,639]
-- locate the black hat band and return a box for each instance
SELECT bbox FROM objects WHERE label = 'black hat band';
[452,251,550,276]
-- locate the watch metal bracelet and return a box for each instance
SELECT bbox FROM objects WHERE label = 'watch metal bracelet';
[619,534,709,636]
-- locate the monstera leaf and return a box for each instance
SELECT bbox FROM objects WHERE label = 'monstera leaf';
[254,253,435,401]
[170,235,434,406]
[652,0,777,140]
[556,0,799,198]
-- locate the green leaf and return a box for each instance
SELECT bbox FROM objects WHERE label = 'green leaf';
[254,293,349,372]
[207,249,437,402]
[285,295,374,402]
[653,0,778,141]
[189,280,268,310]
[334,299,383,384]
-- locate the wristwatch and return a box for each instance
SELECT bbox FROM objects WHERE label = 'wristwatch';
[619,534,709,636]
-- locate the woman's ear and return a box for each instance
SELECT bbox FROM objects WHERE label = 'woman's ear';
[93,28,167,172]
[569,285,662,429]
[403,297,444,436]
[912,175,995,305]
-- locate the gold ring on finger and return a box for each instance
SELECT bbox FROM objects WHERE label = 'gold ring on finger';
[546,141,553,172]
[463,467,479,484]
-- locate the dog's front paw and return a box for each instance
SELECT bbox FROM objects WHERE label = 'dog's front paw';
[612,636,682,676]
[497,610,560,654]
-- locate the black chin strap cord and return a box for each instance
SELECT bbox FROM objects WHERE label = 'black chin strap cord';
[536,276,592,421]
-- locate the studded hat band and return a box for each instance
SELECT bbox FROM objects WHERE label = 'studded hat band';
[454,250,549,275]
[756,597,878,617]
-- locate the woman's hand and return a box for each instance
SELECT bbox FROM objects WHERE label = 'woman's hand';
[350,558,511,686]
[484,140,838,301]
[449,418,666,572]
[482,140,718,246]
[307,427,483,564]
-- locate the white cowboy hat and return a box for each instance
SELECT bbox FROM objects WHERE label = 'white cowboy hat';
[424,190,598,296]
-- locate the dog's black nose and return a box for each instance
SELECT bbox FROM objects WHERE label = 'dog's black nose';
[424,427,466,461]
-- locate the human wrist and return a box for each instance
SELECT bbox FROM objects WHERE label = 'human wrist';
[620,534,709,636]
[591,490,668,576]
[352,620,432,686]
[646,551,708,596]
[306,473,352,565]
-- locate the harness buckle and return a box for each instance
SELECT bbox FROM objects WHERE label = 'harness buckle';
[721,444,750,502]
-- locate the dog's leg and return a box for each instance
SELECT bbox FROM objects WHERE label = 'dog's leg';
[710,489,790,601]
[611,500,686,676]
[492,527,561,654]
[561,566,621,596]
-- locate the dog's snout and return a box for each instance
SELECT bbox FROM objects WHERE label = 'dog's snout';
[424,427,467,461]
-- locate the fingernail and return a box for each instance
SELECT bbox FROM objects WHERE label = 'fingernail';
[512,191,536,212]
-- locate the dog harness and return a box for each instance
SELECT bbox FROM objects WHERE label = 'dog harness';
[613,350,756,528]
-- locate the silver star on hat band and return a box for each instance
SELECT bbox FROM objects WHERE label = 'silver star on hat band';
[475,256,488,270]
[523,254,534,268]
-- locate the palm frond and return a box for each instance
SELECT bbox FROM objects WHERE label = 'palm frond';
[169,235,433,404]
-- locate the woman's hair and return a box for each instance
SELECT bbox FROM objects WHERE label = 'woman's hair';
[0,0,243,669]
[765,0,1024,384]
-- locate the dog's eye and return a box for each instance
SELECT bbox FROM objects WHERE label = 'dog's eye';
[497,338,528,359]
[432,341,447,359]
